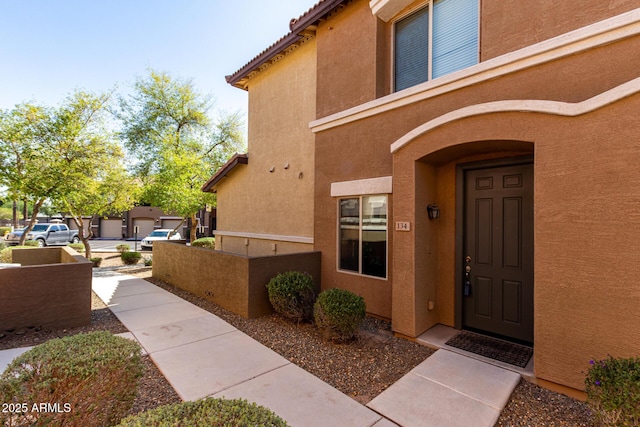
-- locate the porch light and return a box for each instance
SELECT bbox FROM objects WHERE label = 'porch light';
[427,203,440,220]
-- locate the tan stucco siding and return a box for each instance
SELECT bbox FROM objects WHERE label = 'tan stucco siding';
[316,0,382,118]
[481,0,639,60]
[315,33,640,319]
[314,0,640,119]
[214,38,316,255]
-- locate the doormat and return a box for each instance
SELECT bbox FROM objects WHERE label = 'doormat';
[445,331,533,368]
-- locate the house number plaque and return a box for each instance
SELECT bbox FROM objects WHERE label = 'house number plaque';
[395,221,411,231]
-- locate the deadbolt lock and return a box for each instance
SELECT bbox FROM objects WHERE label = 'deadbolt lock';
[465,255,471,263]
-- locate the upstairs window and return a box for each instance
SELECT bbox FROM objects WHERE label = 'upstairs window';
[394,0,479,92]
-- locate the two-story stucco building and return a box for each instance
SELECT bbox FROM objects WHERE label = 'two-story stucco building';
[204,0,640,393]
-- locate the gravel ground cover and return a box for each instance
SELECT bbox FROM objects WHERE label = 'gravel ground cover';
[0,251,595,425]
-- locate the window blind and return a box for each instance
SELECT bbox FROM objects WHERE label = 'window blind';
[394,6,430,91]
[432,0,479,79]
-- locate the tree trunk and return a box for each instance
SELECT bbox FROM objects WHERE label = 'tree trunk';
[190,213,197,242]
[18,198,45,245]
[72,216,94,259]
[12,199,18,229]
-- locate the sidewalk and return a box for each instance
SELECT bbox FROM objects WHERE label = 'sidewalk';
[1,270,521,426]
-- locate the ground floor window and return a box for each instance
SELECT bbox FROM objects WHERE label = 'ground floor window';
[339,195,387,278]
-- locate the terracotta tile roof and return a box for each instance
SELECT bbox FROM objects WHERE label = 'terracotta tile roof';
[201,153,249,192]
[226,0,349,89]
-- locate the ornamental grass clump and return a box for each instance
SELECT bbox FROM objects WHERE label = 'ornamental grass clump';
[69,242,85,252]
[121,251,142,265]
[191,237,215,249]
[266,271,317,323]
[0,331,143,427]
[116,398,290,426]
[314,288,366,343]
[585,355,640,427]
[0,245,35,263]
[116,243,130,254]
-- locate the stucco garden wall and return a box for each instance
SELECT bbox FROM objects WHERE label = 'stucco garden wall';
[152,241,321,319]
[0,247,92,331]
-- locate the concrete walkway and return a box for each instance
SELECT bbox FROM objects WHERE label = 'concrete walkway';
[0,270,521,426]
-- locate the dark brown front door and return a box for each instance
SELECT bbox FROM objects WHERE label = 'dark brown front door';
[463,162,534,343]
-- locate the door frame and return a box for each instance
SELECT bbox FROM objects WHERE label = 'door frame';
[454,155,534,330]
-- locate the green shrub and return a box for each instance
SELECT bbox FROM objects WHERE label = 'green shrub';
[585,355,640,426]
[116,398,290,427]
[116,243,130,253]
[121,251,141,265]
[0,331,143,427]
[0,226,11,236]
[266,271,316,322]
[191,237,215,249]
[69,242,85,252]
[314,288,366,343]
[90,257,103,267]
[0,245,34,263]
[24,239,39,247]
[143,256,153,266]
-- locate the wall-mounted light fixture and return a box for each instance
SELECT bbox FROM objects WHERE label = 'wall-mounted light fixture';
[427,203,440,220]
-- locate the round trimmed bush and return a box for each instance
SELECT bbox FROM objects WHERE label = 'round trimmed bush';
[90,256,103,267]
[314,288,366,342]
[0,331,143,427]
[192,237,215,249]
[121,251,142,265]
[266,271,316,322]
[24,239,40,247]
[116,398,290,426]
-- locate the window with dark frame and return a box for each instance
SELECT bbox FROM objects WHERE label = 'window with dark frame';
[339,195,387,278]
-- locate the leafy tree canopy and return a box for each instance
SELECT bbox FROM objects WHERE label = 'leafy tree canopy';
[117,69,245,240]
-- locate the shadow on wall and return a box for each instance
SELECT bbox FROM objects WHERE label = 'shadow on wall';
[151,241,321,318]
[0,247,92,331]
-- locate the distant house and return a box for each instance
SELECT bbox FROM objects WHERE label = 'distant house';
[67,206,215,239]
[204,0,640,393]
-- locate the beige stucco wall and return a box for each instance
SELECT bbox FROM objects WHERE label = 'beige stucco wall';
[392,93,640,391]
[312,0,640,391]
[214,37,317,256]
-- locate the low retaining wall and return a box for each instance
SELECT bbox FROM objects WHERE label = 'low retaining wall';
[0,247,92,331]
[152,241,321,318]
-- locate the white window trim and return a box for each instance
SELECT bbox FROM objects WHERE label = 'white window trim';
[337,195,389,280]
[391,0,480,92]
[370,0,415,22]
[331,176,393,197]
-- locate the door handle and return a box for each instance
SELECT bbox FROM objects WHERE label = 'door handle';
[464,255,471,296]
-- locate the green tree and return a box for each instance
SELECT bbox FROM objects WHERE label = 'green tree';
[0,103,53,239]
[0,90,133,248]
[56,156,139,259]
[118,70,244,241]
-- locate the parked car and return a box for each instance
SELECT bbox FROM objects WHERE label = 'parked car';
[140,229,182,250]
[4,223,80,247]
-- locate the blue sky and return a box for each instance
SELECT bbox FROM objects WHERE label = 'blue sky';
[0,1,316,128]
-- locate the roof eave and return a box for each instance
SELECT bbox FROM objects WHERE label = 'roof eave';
[226,0,350,90]
[201,153,249,193]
